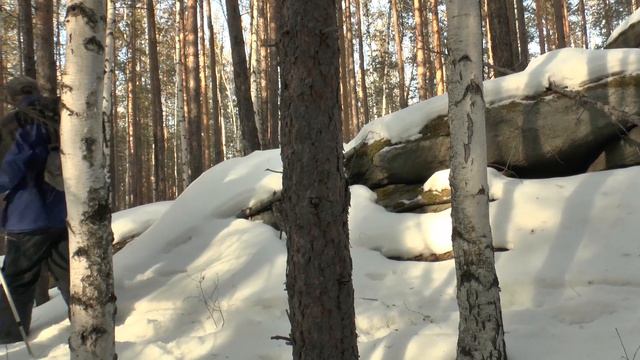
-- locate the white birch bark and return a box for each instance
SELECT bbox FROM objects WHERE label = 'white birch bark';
[102,0,116,195]
[176,0,190,190]
[444,0,507,359]
[60,0,116,358]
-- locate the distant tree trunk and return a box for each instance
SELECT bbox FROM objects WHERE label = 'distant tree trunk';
[60,0,116,357]
[103,0,116,208]
[177,0,191,188]
[18,0,36,78]
[249,0,262,146]
[505,0,519,66]
[267,0,280,148]
[199,0,211,169]
[35,0,56,96]
[279,0,359,357]
[486,0,517,76]
[578,0,588,48]
[126,0,140,207]
[205,0,224,163]
[186,0,203,178]
[390,0,407,108]
[258,0,270,144]
[430,0,445,95]
[337,0,352,138]
[414,0,429,100]
[344,0,360,131]
[553,0,567,48]
[225,0,261,154]
[146,0,166,200]
[562,0,571,46]
[515,0,528,70]
[353,0,370,124]
[602,0,613,39]
[534,0,546,54]
[445,0,507,358]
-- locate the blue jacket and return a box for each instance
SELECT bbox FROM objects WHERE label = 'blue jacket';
[0,96,66,232]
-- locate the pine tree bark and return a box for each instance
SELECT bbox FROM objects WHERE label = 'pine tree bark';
[126,0,141,207]
[444,1,507,358]
[561,0,571,46]
[34,0,57,96]
[186,0,203,178]
[354,0,370,124]
[414,0,429,100]
[225,0,261,154]
[515,0,528,70]
[279,0,358,357]
[390,0,407,108]
[505,0,519,66]
[205,0,224,163]
[534,0,546,54]
[61,0,116,357]
[267,0,279,148]
[430,0,445,95]
[553,0,567,48]
[146,0,166,200]
[199,0,211,169]
[258,0,270,144]
[486,0,517,76]
[249,0,262,146]
[18,0,36,78]
[578,0,589,48]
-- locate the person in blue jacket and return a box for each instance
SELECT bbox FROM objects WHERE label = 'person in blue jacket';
[0,77,69,344]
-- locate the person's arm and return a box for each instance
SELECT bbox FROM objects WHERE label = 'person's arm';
[0,124,48,194]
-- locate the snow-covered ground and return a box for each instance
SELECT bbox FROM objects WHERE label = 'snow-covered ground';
[3,48,640,359]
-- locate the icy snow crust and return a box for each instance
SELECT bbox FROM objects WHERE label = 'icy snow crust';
[6,49,640,359]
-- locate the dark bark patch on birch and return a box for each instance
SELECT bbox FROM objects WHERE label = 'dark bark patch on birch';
[83,36,104,54]
[66,3,99,30]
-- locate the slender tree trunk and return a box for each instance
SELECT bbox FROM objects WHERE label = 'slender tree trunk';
[414,0,429,100]
[126,0,140,207]
[103,0,116,208]
[578,0,588,48]
[61,0,116,356]
[35,0,56,96]
[186,0,203,178]
[337,0,352,138]
[561,0,571,46]
[267,0,279,148]
[553,0,567,48]
[515,0,528,70]
[486,0,517,76]
[505,0,519,66]
[225,0,261,154]
[205,0,224,163]
[279,0,359,357]
[146,0,166,201]
[177,0,190,189]
[249,0,262,145]
[445,0,507,358]
[354,0,370,124]
[430,0,445,95]
[199,0,211,169]
[344,0,360,131]
[258,0,270,144]
[603,0,613,39]
[19,0,36,78]
[534,0,546,54]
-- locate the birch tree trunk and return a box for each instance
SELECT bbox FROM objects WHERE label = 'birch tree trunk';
[35,0,57,96]
[103,0,116,207]
[147,0,166,200]
[19,0,36,78]
[444,0,507,358]
[176,0,190,189]
[61,0,116,357]
[279,0,358,357]
[391,0,407,108]
[225,0,261,154]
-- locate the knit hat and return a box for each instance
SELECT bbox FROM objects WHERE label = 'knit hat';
[5,76,40,100]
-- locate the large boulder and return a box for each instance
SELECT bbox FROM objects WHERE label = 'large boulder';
[588,127,640,172]
[346,75,640,188]
[606,11,640,49]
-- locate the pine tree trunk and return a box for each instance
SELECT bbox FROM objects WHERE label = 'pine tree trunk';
[18,0,36,78]
[390,0,407,108]
[414,0,429,100]
[258,0,270,144]
[205,0,224,163]
[225,0,261,154]
[553,0,567,48]
[126,0,140,207]
[279,0,359,357]
[61,0,116,357]
[146,0,166,201]
[199,0,211,170]
[578,0,588,48]
[267,0,279,148]
[337,0,353,138]
[515,0,528,70]
[34,0,56,96]
[186,0,203,178]
[430,0,445,95]
[561,0,571,46]
[343,0,360,131]
[249,0,262,145]
[534,0,546,54]
[354,0,370,124]
[487,0,517,76]
[506,0,519,66]
[444,1,507,358]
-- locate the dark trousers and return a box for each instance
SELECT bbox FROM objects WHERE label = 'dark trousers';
[0,228,69,343]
